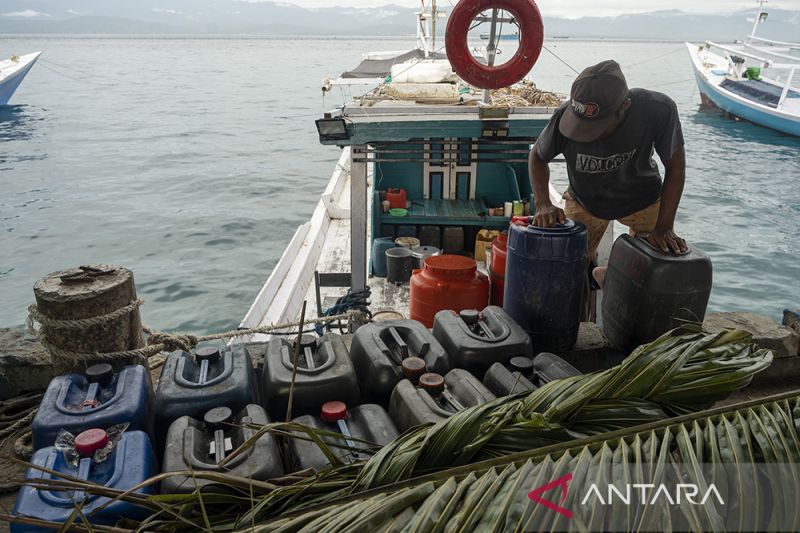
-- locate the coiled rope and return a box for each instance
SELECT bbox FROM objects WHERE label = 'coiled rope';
[0,394,40,477]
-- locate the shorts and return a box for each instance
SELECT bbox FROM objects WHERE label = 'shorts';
[563,191,661,255]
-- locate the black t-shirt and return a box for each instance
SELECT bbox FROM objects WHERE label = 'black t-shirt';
[535,88,684,220]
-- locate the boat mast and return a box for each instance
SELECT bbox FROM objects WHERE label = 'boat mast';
[748,0,768,43]
[482,9,501,103]
[431,1,438,55]
[417,1,434,58]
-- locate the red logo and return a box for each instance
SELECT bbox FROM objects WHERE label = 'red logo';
[583,102,599,117]
[528,473,573,518]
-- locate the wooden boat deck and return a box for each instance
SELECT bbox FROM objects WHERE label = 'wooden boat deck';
[239,146,572,342]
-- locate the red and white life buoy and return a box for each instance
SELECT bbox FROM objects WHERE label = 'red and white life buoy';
[445,0,544,90]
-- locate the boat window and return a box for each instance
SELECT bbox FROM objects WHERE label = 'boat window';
[457,138,472,166]
[430,138,446,167]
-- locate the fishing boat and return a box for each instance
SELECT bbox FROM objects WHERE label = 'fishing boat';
[0,52,41,105]
[239,2,567,337]
[686,0,800,137]
[480,31,519,40]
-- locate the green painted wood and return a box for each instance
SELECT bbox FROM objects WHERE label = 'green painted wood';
[320,117,551,146]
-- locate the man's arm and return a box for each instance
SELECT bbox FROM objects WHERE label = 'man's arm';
[529,148,566,227]
[646,146,688,254]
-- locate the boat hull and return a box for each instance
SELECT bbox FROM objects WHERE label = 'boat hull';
[0,52,41,105]
[685,43,800,137]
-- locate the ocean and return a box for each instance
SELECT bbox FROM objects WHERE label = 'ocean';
[1,36,798,333]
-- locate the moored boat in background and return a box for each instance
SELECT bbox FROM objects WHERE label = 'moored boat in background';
[240,1,568,337]
[686,0,800,136]
[0,52,41,105]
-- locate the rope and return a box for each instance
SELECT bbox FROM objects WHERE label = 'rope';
[27,306,366,365]
[315,288,372,335]
[35,61,116,87]
[13,431,33,459]
[27,299,144,331]
[0,409,36,441]
[542,45,580,75]
[626,47,684,69]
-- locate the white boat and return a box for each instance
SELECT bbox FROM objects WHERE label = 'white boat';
[0,52,41,105]
[686,1,800,137]
[237,3,587,340]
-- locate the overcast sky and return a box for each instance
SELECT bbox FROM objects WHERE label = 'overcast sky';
[278,0,800,18]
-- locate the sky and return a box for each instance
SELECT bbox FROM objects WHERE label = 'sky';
[275,0,800,18]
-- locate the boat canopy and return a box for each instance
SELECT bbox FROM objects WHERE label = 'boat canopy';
[342,48,447,79]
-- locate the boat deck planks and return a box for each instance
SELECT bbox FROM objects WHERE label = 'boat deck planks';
[306,156,413,321]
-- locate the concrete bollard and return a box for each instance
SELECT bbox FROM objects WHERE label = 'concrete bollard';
[31,265,145,371]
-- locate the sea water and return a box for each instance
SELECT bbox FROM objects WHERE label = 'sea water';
[1,36,798,332]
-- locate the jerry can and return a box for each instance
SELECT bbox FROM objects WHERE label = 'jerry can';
[261,333,360,420]
[389,370,496,432]
[154,345,255,446]
[533,352,582,384]
[432,306,532,377]
[483,357,538,396]
[602,234,713,352]
[11,429,157,532]
[161,404,284,494]
[31,363,153,450]
[288,401,399,472]
[350,320,450,404]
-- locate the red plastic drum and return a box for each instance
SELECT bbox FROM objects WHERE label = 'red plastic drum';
[410,255,489,328]
[490,232,508,306]
[445,0,545,89]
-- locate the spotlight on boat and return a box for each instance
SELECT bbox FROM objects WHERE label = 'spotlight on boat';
[316,115,350,142]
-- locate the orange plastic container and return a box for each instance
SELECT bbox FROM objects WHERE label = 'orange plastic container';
[489,232,508,306]
[410,255,489,328]
[386,188,407,209]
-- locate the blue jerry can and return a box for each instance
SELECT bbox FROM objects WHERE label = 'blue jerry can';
[154,345,255,448]
[503,220,588,353]
[31,363,153,451]
[11,430,157,532]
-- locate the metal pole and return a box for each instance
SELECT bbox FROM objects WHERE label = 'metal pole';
[777,65,795,110]
[749,0,766,42]
[482,9,500,103]
[350,146,368,293]
[431,0,437,55]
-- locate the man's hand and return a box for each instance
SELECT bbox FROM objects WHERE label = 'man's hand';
[532,204,567,228]
[646,226,688,255]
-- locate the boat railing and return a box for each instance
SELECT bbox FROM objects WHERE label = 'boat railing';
[744,42,800,64]
[746,34,800,50]
[704,41,798,111]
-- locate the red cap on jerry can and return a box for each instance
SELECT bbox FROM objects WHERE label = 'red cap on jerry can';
[74,428,109,457]
[321,401,348,422]
[418,373,445,395]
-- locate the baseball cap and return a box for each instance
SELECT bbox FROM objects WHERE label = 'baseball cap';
[559,60,630,143]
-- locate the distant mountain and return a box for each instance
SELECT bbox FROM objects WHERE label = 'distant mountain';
[0,0,798,41]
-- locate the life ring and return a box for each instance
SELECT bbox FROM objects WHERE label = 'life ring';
[446,0,544,90]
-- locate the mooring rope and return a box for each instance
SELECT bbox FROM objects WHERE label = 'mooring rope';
[11,304,368,462]
[27,300,366,366]
[27,299,144,331]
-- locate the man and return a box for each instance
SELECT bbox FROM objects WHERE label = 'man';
[530,60,688,285]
